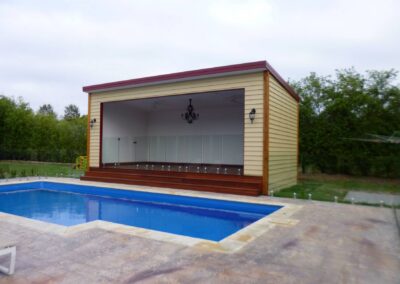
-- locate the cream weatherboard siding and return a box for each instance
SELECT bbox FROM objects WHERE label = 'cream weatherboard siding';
[268,75,299,191]
[88,72,264,176]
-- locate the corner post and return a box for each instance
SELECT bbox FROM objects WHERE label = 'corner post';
[86,93,91,171]
[99,102,104,168]
[262,71,270,195]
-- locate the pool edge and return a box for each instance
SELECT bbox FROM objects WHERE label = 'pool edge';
[0,178,302,253]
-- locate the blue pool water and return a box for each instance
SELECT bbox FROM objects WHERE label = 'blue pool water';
[0,182,281,241]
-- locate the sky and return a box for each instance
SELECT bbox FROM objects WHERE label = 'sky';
[0,0,399,115]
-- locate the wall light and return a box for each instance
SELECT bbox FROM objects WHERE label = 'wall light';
[90,118,97,129]
[249,108,256,123]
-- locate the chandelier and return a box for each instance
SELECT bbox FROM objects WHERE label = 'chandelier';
[181,99,199,124]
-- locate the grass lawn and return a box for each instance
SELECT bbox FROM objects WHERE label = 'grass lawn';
[275,174,400,203]
[0,160,85,178]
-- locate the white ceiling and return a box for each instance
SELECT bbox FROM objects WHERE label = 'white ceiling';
[106,89,244,112]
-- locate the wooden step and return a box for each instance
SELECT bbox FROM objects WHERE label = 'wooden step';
[80,176,260,196]
[84,171,260,189]
[89,167,260,183]
[81,168,262,196]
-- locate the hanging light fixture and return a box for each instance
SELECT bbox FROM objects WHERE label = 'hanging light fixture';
[181,99,199,124]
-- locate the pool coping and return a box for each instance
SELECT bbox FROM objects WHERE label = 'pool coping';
[0,178,302,253]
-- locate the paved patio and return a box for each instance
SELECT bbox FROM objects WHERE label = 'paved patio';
[0,188,399,283]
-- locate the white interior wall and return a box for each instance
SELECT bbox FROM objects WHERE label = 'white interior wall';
[146,106,242,136]
[102,94,244,165]
[102,103,147,164]
[144,106,243,164]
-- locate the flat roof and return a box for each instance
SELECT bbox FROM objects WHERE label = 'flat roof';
[83,60,299,101]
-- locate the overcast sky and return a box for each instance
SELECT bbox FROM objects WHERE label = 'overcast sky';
[1,0,399,115]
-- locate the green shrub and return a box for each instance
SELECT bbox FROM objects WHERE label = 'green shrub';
[75,156,88,171]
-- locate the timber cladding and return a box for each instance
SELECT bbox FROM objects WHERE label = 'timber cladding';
[88,72,264,176]
[268,75,299,191]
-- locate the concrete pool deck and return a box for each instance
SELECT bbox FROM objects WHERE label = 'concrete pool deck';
[345,191,400,206]
[0,178,399,283]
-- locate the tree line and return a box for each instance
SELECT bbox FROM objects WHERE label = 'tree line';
[292,68,400,178]
[0,96,87,163]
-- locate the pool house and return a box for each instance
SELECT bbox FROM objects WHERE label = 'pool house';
[81,61,299,196]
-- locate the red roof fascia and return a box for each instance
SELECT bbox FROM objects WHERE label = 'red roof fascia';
[265,61,299,102]
[83,61,266,93]
[83,60,299,102]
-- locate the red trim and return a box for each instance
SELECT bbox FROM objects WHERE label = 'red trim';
[265,61,299,102]
[83,61,265,92]
[99,103,104,167]
[83,60,299,102]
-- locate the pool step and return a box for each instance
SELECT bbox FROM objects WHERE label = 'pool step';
[81,168,262,196]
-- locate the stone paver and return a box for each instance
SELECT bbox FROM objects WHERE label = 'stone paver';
[0,198,399,283]
[345,191,400,205]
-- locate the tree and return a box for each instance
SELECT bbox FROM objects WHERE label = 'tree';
[0,96,86,162]
[58,116,87,161]
[38,104,56,117]
[64,104,80,120]
[0,96,34,160]
[292,68,400,177]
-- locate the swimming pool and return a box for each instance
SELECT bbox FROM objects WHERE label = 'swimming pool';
[0,182,281,241]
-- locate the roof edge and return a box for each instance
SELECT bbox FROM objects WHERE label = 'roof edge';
[84,68,265,94]
[265,61,299,102]
[83,60,299,102]
[83,61,266,93]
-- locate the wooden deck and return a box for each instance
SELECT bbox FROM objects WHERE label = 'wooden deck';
[81,167,262,196]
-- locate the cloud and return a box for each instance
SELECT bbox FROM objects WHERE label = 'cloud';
[209,0,274,29]
[0,0,399,114]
